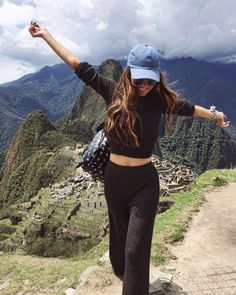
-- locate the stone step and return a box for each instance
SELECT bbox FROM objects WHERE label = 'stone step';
[70,216,105,226]
[169,186,186,193]
[166,183,181,189]
[68,218,104,230]
[77,209,107,216]
[158,170,172,174]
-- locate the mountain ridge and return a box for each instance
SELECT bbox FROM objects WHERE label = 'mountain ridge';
[1,56,236,152]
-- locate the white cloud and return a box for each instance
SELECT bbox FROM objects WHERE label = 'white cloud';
[0,54,35,83]
[0,0,236,83]
[96,20,108,31]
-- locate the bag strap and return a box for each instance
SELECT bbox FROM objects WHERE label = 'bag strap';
[96,122,105,132]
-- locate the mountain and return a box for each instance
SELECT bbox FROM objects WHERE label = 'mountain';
[160,116,236,172]
[0,63,84,151]
[0,149,6,169]
[69,59,122,131]
[0,110,76,208]
[1,56,236,151]
[161,57,236,125]
[1,57,236,152]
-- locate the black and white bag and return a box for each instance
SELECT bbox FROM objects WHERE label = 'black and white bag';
[76,122,110,182]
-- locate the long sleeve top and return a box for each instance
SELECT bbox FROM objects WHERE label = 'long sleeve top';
[75,62,195,158]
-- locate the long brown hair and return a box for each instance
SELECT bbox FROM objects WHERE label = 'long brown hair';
[105,67,179,148]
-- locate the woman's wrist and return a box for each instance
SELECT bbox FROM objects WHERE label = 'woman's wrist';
[194,105,229,128]
[209,106,223,121]
[209,105,217,120]
[215,111,222,120]
[42,29,50,40]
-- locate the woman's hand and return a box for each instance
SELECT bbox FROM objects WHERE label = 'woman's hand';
[194,105,230,128]
[216,111,230,128]
[28,21,80,69]
[28,21,47,38]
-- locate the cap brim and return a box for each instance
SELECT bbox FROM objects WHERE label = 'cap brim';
[130,68,160,82]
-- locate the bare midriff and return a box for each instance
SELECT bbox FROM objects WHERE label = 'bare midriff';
[110,153,152,167]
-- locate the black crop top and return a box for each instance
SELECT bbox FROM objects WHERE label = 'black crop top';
[75,62,195,158]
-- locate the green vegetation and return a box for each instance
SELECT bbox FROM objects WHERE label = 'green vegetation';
[160,117,236,172]
[1,141,76,207]
[0,169,236,294]
[0,253,98,295]
[151,168,236,264]
[169,224,186,243]
[69,59,122,132]
[0,237,109,295]
[0,111,77,208]
[58,117,94,143]
[0,63,83,151]
[0,181,108,258]
[0,148,6,169]
[25,237,97,258]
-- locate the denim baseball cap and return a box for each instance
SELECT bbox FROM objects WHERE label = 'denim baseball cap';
[127,44,160,82]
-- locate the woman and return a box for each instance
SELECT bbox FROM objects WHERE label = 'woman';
[28,22,229,295]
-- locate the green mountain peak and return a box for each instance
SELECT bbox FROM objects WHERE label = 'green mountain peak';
[0,110,69,207]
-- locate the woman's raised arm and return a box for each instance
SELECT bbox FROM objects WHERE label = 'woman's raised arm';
[28,21,80,69]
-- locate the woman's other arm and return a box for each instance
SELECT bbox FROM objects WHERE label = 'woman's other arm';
[28,21,80,69]
[193,105,230,128]
[170,98,230,129]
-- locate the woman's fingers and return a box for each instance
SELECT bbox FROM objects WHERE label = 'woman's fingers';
[30,21,39,27]
[224,121,230,127]
[223,113,230,128]
[221,118,230,128]
[28,21,43,37]
[217,112,230,128]
[28,26,37,36]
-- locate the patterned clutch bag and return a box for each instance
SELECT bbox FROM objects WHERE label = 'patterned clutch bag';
[76,123,110,182]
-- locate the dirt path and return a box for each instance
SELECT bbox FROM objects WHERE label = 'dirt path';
[161,182,236,294]
[75,183,236,295]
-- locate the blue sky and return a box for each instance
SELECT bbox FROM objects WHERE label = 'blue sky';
[0,0,236,83]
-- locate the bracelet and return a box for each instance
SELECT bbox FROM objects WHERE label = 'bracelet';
[209,106,217,120]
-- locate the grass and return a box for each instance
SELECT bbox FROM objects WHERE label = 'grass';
[0,237,109,295]
[0,253,95,295]
[151,168,236,265]
[169,224,186,243]
[0,169,236,294]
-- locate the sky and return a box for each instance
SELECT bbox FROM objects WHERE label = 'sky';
[0,0,236,84]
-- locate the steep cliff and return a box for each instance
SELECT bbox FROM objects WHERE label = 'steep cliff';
[68,59,122,132]
[0,110,74,207]
[160,116,236,172]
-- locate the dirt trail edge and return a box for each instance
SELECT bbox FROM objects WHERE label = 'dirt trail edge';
[75,182,236,295]
[161,182,236,294]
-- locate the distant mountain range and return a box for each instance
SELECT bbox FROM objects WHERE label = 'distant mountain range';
[1,57,236,206]
[166,58,236,138]
[0,57,236,153]
[0,64,83,150]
